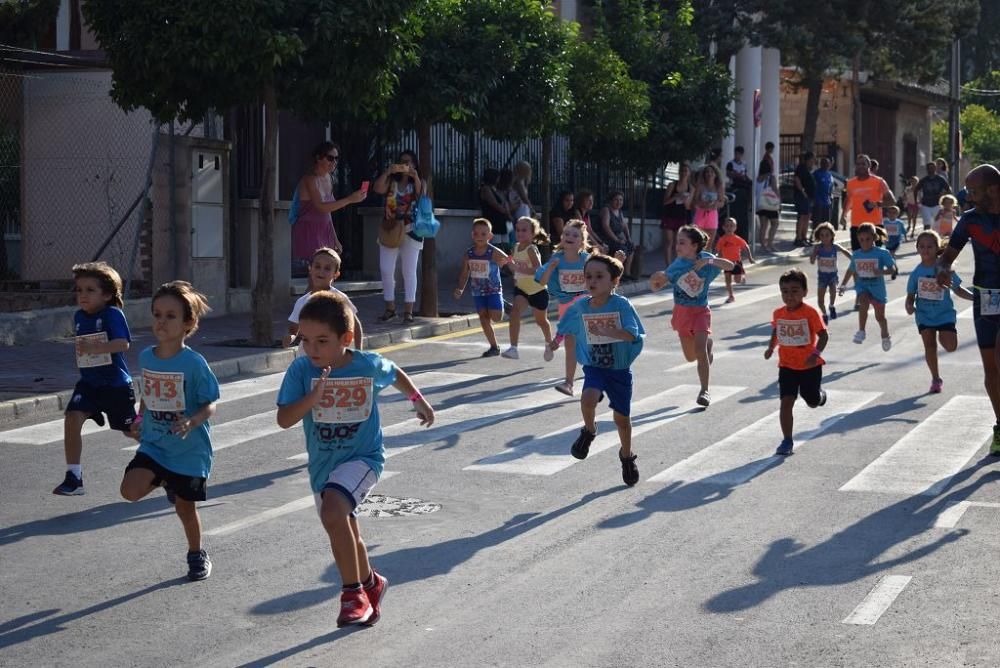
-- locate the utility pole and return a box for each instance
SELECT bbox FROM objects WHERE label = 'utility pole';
[948,38,961,191]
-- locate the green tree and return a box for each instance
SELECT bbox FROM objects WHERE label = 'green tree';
[83,0,418,344]
[965,70,1000,117]
[935,104,1000,165]
[0,0,60,47]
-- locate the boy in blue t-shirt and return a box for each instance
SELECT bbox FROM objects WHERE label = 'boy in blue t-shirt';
[277,291,435,628]
[54,262,136,496]
[839,223,897,350]
[454,218,512,357]
[559,255,645,486]
[882,205,907,259]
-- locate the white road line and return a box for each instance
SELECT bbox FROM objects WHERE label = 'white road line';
[648,390,882,486]
[934,500,1000,528]
[463,385,745,476]
[428,339,674,358]
[0,418,103,445]
[839,395,994,496]
[203,471,400,537]
[842,575,912,625]
[123,412,284,452]
[631,284,778,311]
[381,371,485,401]
[287,381,575,462]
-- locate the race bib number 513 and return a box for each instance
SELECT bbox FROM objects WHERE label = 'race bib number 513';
[311,377,373,424]
[142,370,185,412]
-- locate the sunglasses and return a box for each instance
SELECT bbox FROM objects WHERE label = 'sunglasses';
[324,154,339,162]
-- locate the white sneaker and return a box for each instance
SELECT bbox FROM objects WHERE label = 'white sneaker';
[881,336,892,352]
[501,347,519,359]
[853,330,866,344]
[543,343,554,362]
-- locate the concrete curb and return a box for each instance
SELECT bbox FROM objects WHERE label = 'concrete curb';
[0,251,801,425]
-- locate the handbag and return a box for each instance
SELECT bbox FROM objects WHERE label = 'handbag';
[759,184,780,212]
[412,194,441,239]
[379,216,405,248]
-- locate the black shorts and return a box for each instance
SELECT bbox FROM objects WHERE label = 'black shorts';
[756,209,778,221]
[917,322,957,334]
[794,194,812,215]
[65,381,137,431]
[514,287,549,311]
[812,204,831,224]
[125,452,208,502]
[778,366,823,405]
[725,262,745,276]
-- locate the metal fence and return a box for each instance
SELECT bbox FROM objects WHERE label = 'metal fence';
[0,64,166,310]
[780,135,839,173]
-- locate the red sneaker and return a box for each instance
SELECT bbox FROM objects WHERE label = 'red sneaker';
[363,571,389,626]
[337,588,373,627]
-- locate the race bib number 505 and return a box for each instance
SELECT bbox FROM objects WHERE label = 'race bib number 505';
[582,312,622,345]
[142,369,185,412]
[312,376,373,424]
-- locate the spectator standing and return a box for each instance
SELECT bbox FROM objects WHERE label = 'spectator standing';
[599,191,636,279]
[915,162,952,231]
[690,165,726,250]
[726,146,752,191]
[373,150,424,323]
[763,141,776,175]
[812,157,834,226]
[511,161,534,221]
[575,189,608,253]
[793,152,816,246]
[755,159,781,252]
[661,163,693,266]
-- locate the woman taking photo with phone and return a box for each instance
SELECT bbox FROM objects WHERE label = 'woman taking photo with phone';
[373,150,424,323]
[292,142,367,273]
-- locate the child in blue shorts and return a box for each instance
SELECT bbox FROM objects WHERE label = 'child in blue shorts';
[454,218,512,357]
[839,223,897,350]
[277,291,434,627]
[905,230,973,393]
[883,205,907,262]
[558,255,645,486]
[809,222,852,324]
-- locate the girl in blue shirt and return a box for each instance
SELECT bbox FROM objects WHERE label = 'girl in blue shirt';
[558,255,644,486]
[649,225,734,407]
[839,223,897,350]
[905,231,973,393]
[121,281,220,582]
[454,218,512,357]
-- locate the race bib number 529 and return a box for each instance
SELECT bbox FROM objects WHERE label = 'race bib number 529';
[311,377,374,424]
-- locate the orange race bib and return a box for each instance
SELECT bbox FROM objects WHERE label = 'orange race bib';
[311,377,374,424]
[559,269,587,293]
[776,319,810,347]
[582,312,622,345]
[76,332,112,369]
[142,369,185,412]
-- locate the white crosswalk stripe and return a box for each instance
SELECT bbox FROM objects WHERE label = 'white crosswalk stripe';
[463,385,745,476]
[839,395,995,496]
[647,390,882,486]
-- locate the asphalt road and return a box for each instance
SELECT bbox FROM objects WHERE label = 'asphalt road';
[3,244,999,667]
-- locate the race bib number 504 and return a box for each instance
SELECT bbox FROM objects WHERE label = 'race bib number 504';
[776,319,810,347]
[142,369,185,412]
[311,377,374,424]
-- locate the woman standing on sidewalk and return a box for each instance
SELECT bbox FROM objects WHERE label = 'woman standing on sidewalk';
[373,150,424,323]
[599,191,635,279]
[661,163,693,266]
[292,142,367,274]
[755,159,781,252]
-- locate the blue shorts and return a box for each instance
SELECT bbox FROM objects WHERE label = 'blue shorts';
[583,366,633,417]
[66,380,136,431]
[856,284,887,305]
[886,238,901,251]
[817,272,838,290]
[473,293,504,312]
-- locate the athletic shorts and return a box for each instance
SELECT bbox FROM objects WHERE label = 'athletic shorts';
[515,286,549,311]
[917,322,957,334]
[778,365,823,405]
[856,284,887,305]
[66,381,136,431]
[558,294,587,318]
[694,208,718,230]
[473,293,503,312]
[582,366,633,417]
[817,272,838,290]
[756,209,779,221]
[920,204,940,230]
[314,460,379,516]
[125,452,207,502]
[671,303,712,336]
[794,193,812,215]
[886,237,901,252]
[725,262,745,277]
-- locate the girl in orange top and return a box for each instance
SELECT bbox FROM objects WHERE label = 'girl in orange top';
[714,217,755,302]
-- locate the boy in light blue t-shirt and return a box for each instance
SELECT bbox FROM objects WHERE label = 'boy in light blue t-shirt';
[276,291,434,629]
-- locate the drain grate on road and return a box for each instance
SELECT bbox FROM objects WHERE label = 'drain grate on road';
[357,494,441,518]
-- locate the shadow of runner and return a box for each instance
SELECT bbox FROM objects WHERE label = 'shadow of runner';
[249,487,621,616]
[704,459,998,613]
[234,625,368,668]
[0,577,187,649]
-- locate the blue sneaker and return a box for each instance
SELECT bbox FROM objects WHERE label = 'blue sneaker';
[52,471,84,496]
[775,438,794,456]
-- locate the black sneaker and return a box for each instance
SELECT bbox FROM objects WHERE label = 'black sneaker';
[571,427,596,460]
[53,471,84,496]
[187,550,212,581]
[620,451,639,486]
[818,390,827,407]
[481,347,501,357]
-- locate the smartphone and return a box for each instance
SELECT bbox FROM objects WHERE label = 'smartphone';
[361,180,370,193]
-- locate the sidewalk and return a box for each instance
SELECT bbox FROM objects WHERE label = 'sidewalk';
[0,220,823,424]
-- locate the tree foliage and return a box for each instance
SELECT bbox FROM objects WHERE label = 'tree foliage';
[934,104,1000,165]
[0,0,59,48]
[965,70,1000,117]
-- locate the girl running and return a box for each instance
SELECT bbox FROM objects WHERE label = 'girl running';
[503,217,553,359]
[558,255,645,486]
[905,230,973,393]
[809,222,852,324]
[689,166,726,250]
[454,219,511,357]
[714,217,754,303]
[649,225,734,406]
[935,194,959,238]
[838,223,897,350]
[121,281,220,581]
[538,220,592,395]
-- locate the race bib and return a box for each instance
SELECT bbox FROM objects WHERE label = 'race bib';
[559,269,586,293]
[142,369,186,412]
[917,278,944,301]
[981,289,1000,316]
[776,319,810,347]
[817,257,837,273]
[468,259,489,279]
[311,376,373,424]
[678,270,705,299]
[76,332,112,369]
[855,259,879,279]
[582,312,622,345]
